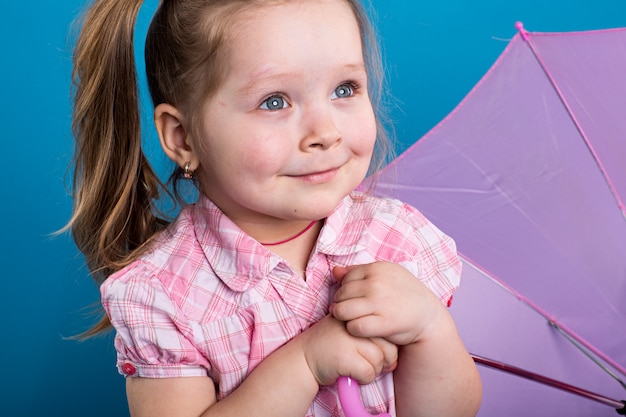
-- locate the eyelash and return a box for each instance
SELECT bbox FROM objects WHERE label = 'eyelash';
[258,80,362,111]
[333,81,361,99]
[259,94,288,111]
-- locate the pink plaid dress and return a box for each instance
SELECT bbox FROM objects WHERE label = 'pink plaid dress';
[102,192,461,416]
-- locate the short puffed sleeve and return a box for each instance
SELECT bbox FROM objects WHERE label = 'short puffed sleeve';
[397,202,461,306]
[101,261,211,378]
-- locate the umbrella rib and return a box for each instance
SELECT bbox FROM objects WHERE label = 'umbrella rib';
[471,353,626,412]
[549,321,626,391]
[461,254,626,380]
[516,22,626,219]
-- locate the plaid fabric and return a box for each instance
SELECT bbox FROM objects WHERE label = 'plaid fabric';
[102,192,461,416]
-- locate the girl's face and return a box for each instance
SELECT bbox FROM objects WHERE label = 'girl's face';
[195,0,377,232]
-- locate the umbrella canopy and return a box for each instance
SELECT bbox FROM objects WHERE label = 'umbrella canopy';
[373,24,626,416]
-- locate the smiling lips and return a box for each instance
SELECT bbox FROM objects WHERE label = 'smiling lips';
[290,167,341,184]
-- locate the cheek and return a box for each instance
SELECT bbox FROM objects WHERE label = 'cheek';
[349,113,378,156]
[238,132,289,174]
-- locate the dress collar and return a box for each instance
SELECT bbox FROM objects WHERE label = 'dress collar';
[188,194,368,291]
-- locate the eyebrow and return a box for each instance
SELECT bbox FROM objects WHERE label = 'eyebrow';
[237,62,367,97]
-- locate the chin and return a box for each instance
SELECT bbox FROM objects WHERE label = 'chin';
[293,195,348,219]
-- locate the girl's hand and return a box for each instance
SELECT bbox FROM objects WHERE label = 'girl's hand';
[331,262,446,346]
[298,315,398,386]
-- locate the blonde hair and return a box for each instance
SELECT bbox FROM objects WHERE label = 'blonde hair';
[68,0,393,335]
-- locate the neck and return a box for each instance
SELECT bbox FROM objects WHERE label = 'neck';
[261,220,323,275]
[260,220,318,246]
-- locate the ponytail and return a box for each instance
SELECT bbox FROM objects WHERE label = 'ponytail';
[67,0,392,337]
[69,0,167,335]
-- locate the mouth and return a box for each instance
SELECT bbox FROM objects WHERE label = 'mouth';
[289,167,341,184]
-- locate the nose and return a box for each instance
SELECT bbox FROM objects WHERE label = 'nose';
[299,104,342,151]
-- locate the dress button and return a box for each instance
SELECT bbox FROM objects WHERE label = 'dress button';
[122,362,137,376]
[446,295,454,307]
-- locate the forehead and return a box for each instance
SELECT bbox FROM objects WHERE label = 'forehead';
[223,0,365,79]
[233,0,361,36]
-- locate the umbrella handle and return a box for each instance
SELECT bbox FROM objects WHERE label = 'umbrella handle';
[337,376,391,417]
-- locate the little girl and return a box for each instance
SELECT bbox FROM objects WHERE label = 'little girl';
[68,0,481,416]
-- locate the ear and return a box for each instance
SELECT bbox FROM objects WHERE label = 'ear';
[155,103,199,170]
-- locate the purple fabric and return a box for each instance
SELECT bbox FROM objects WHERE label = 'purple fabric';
[374,26,626,416]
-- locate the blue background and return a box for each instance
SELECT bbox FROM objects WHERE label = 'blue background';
[2,1,625,415]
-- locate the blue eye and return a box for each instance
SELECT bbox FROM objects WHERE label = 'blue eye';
[260,95,288,111]
[332,83,355,99]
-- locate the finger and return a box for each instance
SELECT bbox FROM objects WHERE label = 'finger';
[333,277,368,303]
[332,266,349,283]
[345,314,392,339]
[332,264,365,284]
[370,337,398,373]
[331,297,373,322]
[337,264,369,285]
[349,340,386,384]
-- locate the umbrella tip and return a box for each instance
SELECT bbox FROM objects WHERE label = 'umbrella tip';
[515,21,530,41]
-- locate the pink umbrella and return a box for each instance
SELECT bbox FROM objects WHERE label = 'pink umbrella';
[366,23,626,416]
